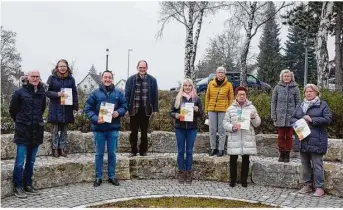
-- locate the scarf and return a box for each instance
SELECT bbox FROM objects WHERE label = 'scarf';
[182,91,195,101]
[57,71,69,79]
[301,96,320,113]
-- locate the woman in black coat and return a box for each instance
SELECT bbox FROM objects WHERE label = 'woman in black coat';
[46,59,78,157]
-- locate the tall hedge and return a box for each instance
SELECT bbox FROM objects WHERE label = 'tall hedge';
[1,89,343,138]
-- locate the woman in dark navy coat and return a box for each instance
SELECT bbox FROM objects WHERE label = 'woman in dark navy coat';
[46,59,78,157]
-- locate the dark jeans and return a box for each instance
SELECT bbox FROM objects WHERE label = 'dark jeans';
[94,131,119,180]
[129,107,150,154]
[300,152,324,188]
[277,127,293,152]
[175,128,197,171]
[51,123,68,150]
[229,155,250,184]
[13,144,39,188]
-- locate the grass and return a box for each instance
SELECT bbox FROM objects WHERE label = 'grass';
[91,197,274,208]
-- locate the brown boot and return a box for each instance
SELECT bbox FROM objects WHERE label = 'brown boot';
[185,170,192,184]
[178,170,185,184]
[58,149,67,157]
[52,149,59,157]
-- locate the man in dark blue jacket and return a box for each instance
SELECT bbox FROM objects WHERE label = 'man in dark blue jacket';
[84,70,127,187]
[125,60,159,157]
[9,70,47,198]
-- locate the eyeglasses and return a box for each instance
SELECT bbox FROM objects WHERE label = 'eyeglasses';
[30,75,40,78]
[58,66,68,68]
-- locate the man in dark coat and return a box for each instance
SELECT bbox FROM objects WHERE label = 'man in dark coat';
[125,60,159,157]
[9,70,47,198]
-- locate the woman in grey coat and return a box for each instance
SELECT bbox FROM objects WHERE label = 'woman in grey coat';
[223,86,261,188]
[271,69,301,162]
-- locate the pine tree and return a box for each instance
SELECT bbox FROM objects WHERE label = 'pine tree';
[257,2,283,86]
[284,25,317,85]
[89,64,97,75]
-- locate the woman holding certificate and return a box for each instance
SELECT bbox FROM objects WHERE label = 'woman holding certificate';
[290,84,332,197]
[46,59,78,158]
[170,78,203,184]
[222,86,261,188]
[271,69,301,163]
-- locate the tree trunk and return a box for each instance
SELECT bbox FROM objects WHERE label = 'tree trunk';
[240,2,256,87]
[190,6,205,80]
[184,2,195,78]
[316,2,334,89]
[335,4,343,91]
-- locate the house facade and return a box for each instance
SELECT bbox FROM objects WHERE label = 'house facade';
[77,73,101,93]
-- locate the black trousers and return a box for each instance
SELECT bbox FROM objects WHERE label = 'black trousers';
[229,155,250,184]
[129,107,150,154]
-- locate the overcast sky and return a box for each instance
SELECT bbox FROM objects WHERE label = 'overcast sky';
[2,1,335,90]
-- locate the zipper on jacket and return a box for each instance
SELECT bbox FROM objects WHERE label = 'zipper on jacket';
[213,85,222,112]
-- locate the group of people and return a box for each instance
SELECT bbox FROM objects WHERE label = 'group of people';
[9,60,332,199]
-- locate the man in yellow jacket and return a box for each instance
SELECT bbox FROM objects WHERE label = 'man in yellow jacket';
[205,67,234,157]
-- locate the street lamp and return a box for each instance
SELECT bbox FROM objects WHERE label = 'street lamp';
[106,48,109,71]
[304,37,308,86]
[127,49,133,79]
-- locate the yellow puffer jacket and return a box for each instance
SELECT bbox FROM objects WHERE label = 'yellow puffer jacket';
[205,77,234,113]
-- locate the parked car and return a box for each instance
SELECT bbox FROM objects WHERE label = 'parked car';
[196,72,271,93]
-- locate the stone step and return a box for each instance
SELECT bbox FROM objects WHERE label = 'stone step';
[2,132,342,162]
[1,153,342,198]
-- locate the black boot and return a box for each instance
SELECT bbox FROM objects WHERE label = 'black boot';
[185,170,192,184]
[178,170,185,184]
[229,155,238,187]
[278,151,285,162]
[284,151,290,163]
[209,149,217,156]
[93,179,102,187]
[241,155,250,188]
[217,150,224,157]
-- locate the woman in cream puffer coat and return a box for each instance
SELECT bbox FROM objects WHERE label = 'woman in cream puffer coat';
[222,86,261,188]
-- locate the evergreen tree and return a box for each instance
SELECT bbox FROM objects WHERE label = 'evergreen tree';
[257,2,283,86]
[89,64,97,75]
[284,25,317,85]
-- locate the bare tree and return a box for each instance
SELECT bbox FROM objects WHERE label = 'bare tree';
[229,1,292,87]
[316,2,334,88]
[333,3,343,91]
[0,27,23,104]
[156,1,226,80]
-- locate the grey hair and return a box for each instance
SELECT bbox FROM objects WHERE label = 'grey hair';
[279,69,295,82]
[304,83,320,96]
[216,66,226,73]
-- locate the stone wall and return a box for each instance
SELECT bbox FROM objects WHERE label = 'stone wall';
[1,132,342,162]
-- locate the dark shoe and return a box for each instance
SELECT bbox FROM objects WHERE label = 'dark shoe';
[185,170,192,184]
[217,150,224,157]
[23,185,40,195]
[278,151,285,162]
[129,152,137,157]
[52,149,59,157]
[93,179,102,187]
[209,149,217,156]
[284,151,290,163]
[14,187,27,199]
[59,149,67,157]
[178,170,185,184]
[140,152,147,156]
[108,178,120,186]
[241,183,248,188]
[229,182,236,187]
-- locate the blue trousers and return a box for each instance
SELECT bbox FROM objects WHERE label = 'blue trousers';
[175,128,197,171]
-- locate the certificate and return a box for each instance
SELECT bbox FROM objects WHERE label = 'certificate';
[180,103,194,122]
[237,109,251,130]
[60,88,73,105]
[99,102,115,123]
[293,118,311,141]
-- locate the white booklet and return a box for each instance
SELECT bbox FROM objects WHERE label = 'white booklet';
[60,88,73,105]
[99,102,115,123]
[180,102,194,122]
[293,118,311,141]
[238,109,251,130]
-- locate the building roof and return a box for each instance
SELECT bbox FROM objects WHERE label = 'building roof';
[77,73,101,86]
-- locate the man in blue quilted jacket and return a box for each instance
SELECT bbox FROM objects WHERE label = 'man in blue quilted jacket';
[84,70,127,187]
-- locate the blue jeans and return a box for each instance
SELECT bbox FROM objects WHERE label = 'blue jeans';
[175,128,197,171]
[94,131,119,180]
[300,152,324,188]
[52,123,68,149]
[13,144,39,188]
